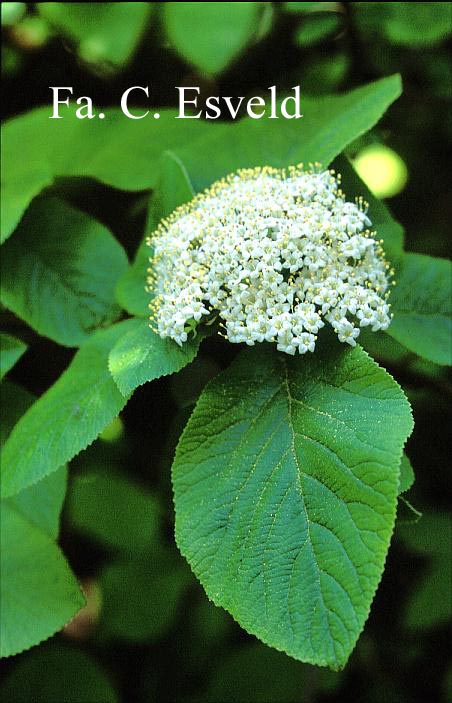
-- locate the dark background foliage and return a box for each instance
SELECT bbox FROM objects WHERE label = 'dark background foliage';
[1,3,451,702]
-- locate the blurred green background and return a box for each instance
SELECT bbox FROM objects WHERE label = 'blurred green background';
[1,3,451,702]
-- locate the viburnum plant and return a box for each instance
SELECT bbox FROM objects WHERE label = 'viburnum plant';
[148,163,408,670]
[1,74,451,672]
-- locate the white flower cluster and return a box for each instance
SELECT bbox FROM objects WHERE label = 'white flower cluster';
[148,165,393,355]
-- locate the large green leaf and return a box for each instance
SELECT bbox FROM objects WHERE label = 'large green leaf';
[0,504,84,657]
[1,319,136,498]
[109,317,201,397]
[0,382,82,658]
[175,75,402,191]
[0,333,27,380]
[1,381,67,539]
[1,108,212,243]
[38,2,152,68]
[0,196,128,346]
[2,76,400,243]
[163,2,263,75]
[388,253,452,365]
[116,150,195,317]
[172,342,413,669]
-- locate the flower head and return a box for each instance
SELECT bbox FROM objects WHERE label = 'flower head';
[148,165,392,354]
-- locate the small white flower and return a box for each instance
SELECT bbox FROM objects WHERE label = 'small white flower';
[148,165,392,355]
[336,320,361,347]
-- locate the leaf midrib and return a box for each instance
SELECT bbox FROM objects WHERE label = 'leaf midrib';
[281,358,341,656]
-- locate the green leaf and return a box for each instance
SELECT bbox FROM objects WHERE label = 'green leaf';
[66,471,161,554]
[353,3,452,48]
[0,380,34,446]
[175,75,402,191]
[98,552,191,643]
[332,155,404,259]
[1,107,212,243]
[357,328,410,367]
[1,3,27,26]
[38,2,152,68]
[172,342,413,669]
[1,319,136,498]
[1,380,67,540]
[0,333,27,380]
[116,150,195,317]
[163,2,263,75]
[2,77,399,244]
[65,463,191,644]
[388,253,452,365]
[0,196,128,346]
[295,13,342,47]
[407,357,445,382]
[0,503,84,657]
[109,317,201,397]
[4,469,68,542]
[398,454,414,495]
[0,642,118,702]
[300,53,350,95]
[1,381,79,657]
[115,238,150,317]
[145,150,196,232]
